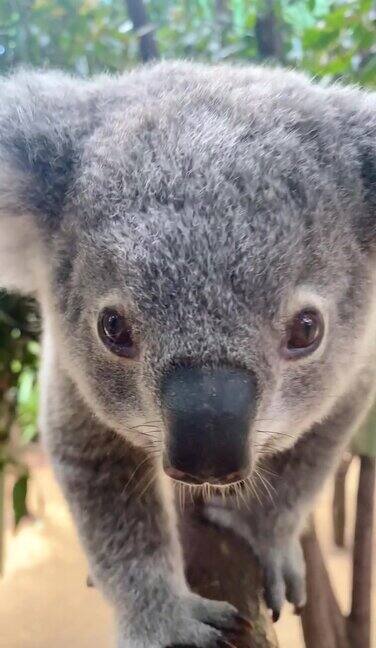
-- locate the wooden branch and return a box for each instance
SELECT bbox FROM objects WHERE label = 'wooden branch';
[332,455,352,548]
[347,455,375,648]
[180,503,279,648]
[125,0,158,62]
[300,519,349,648]
[0,461,5,576]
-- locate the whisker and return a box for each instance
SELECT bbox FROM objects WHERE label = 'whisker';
[137,467,157,501]
[136,429,158,436]
[141,449,161,457]
[222,639,237,648]
[248,476,262,506]
[257,429,295,439]
[128,419,162,430]
[135,431,160,440]
[237,483,250,510]
[255,470,276,505]
[122,455,152,497]
[182,483,187,510]
[257,465,278,478]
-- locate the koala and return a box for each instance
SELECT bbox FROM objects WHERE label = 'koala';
[1,61,376,647]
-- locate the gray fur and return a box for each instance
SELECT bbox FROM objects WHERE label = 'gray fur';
[1,61,376,645]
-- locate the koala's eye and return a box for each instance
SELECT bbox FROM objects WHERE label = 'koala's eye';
[98,308,137,359]
[282,309,324,359]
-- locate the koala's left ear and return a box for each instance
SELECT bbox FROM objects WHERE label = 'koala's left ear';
[0,70,92,294]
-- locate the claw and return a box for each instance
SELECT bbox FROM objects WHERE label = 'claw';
[216,614,252,647]
[293,604,305,616]
[217,639,237,648]
[263,564,285,622]
[272,610,280,623]
[233,614,253,631]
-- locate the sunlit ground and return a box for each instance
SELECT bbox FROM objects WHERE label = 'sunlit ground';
[0,450,375,648]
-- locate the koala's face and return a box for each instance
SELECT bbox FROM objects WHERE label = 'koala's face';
[1,64,376,487]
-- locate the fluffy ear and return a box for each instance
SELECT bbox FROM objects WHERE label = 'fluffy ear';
[334,87,376,250]
[358,138,376,249]
[0,70,91,293]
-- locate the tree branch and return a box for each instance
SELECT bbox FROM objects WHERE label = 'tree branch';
[347,455,375,648]
[180,503,279,648]
[332,455,352,548]
[300,519,349,648]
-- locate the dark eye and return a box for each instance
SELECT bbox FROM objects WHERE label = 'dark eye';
[98,308,138,358]
[282,309,324,359]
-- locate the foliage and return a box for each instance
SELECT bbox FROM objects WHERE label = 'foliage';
[0,1,374,84]
[0,0,375,555]
[0,295,39,440]
[0,293,39,543]
[0,0,137,74]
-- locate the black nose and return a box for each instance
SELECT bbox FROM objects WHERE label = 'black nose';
[161,366,257,485]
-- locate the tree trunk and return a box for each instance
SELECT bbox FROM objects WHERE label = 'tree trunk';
[332,455,352,548]
[347,455,375,648]
[255,0,284,62]
[180,502,279,648]
[0,460,5,575]
[300,520,349,648]
[125,0,158,62]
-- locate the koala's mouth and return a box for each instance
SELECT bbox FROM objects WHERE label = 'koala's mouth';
[163,463,249,487]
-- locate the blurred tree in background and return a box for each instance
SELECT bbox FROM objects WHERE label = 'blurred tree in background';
[0,293,39,572]
[0,6,375,643]
[0,0,375,82]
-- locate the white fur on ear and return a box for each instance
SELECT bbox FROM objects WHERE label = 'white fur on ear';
[0,70,87,295]
[0,212,42,293]
[0,157,41,293]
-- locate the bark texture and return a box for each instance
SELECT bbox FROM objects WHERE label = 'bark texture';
[332,455,352,548]
[180,503,279,648]
[301,521,349,648]
[347,456,375,648]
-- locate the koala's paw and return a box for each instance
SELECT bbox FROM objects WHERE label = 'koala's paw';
[259,539,306,622]
[205,504,306,622]
[120,592,252,647]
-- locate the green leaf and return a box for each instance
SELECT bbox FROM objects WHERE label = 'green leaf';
[283,2,316,31]
[303,27,340,50]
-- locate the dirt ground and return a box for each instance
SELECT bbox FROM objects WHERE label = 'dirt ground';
[0,450,374,648]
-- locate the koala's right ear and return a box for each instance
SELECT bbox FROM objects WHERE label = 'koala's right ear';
[332,87,376,250]
[0,70,91,294]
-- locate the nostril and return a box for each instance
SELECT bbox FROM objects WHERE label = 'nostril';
[164,466,187,481]
[163,462,248,486]
[164,465,204,484]
[216,470,248,485]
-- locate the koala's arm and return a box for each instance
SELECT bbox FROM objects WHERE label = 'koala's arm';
[207,367,376,618]
[43,368,248,648]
